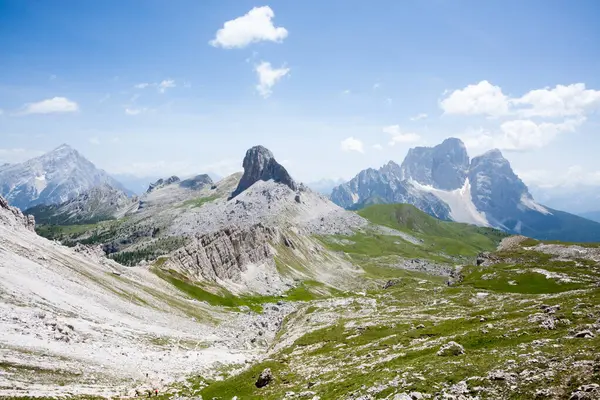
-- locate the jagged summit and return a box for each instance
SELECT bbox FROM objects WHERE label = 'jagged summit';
[401,137,469,190]
[331,137,600,241]
[229,145,297,199]
[0,144,130,210]
[147,176,181,193]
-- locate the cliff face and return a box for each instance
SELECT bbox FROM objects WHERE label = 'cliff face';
[0,195,35,231]
[163,223,292,294]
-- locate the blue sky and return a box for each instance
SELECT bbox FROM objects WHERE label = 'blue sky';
[1,0,599,188]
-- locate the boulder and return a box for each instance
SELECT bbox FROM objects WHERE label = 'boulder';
[255,367,273,388]
[437,341,465,356]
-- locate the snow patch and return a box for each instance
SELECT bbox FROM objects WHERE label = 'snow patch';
[409,178,491,227]
[519,194,551,215]
[351,192,359,204]
[34,174,47,192]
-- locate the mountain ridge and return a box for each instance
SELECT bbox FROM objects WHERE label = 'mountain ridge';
[0,144,132,210]
[331,137,600,242]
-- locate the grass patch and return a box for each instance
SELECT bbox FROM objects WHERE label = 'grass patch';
[180,194,220,208]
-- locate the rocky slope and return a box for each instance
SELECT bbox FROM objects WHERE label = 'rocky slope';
[0,144,131,210]
[24,183,135,225]
[332,138,600,242]
[0,193,300,398]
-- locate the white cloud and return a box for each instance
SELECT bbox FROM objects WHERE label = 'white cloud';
[373,83,381,89]
[89,137,100,145]
[512,83,600,118]
[255,61,290,98]
[158,79,176,93]
[372,144,383,151]
[460,117,585,152]
[497,118,583,151]
[440,80,510,117]
[342,89,351,95]
[21,97,79,115]
[385,97,393,105]
[125,107,147,116]
[209,6,288,49]
[341,137,364,153]
[440,81,600,119]
[518,166,600,188]
[134,80,176,93]
[410,113,428,121]
[383,125,421,146]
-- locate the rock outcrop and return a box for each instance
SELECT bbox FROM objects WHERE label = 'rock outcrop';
[0,195,35,231]
[163,223,288,292]
[179,174,213,190]
[230,145,297,199]
[147,176,181,193]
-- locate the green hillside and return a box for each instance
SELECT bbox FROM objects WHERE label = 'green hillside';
[359,203,507,254]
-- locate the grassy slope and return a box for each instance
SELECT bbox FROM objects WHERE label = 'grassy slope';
[188,238,600,400]
[320,204,507,265]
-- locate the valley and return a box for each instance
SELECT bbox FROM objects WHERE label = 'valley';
[1,145,599,400]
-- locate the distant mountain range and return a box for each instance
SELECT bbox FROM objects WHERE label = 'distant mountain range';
[331,138,600,242]
[0,144,132,210]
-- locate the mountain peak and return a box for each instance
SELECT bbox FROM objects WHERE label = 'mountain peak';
[230,145,297,199]
[401,138,469,190]
[480,148,505,159]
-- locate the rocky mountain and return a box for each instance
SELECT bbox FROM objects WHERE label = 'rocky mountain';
[0,144,131,210]
[25,183,135,225]
[230,145,297,199]
[332,138,600,242]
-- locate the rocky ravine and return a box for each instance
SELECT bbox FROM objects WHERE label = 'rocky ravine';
[0,194,296,398]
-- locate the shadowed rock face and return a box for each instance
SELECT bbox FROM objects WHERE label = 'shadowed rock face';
[230,145,297,199]
[401,137,470,190]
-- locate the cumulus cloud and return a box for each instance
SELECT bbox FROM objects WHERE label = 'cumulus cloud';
[443,81,600,151]
[440,81,600,118]
[518,166,600,188]
[372,144,383,151]
[255,61,290,98]
[134,83,150,89]
[512,83,600,118]
[209,6,288,49]
[440,80,509,117]
[460,117,585,152]
[410,113,428,121]
[341,137,364,153]
[383,125,421,146]
[21,97,79,115]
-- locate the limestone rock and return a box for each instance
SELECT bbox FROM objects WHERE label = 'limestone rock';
[255,367,273,388]
[0,195,35,231]
[437,341,465,356]
[230,145,297,199]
